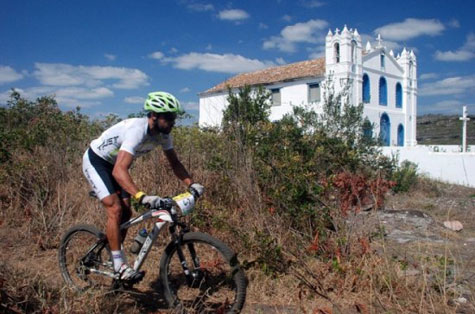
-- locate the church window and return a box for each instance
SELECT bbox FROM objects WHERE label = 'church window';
[363,119,373,139]
[379,77,387,106]
[397,124,404,146]
[308,83,320,103]
[271,88,281,106]
[362,74,370,103]
[334,42,340,63]
[395,83,402,108]
[379,113,390,146]
[351,40,357,63]
[380,53,385,69]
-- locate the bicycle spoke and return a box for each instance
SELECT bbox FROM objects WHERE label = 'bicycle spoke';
[59,226,113,291]
[166,241,238,312]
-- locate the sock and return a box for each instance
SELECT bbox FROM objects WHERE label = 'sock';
[112,250,124,272]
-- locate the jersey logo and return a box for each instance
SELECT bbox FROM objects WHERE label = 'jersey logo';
[97,136,119,150]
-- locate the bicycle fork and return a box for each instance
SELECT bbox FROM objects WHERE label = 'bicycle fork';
[174,234,202,287]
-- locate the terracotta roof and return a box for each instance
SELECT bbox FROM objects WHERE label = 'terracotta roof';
[202,57,325,94]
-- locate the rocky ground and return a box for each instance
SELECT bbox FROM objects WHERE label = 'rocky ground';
[368,179,475,313]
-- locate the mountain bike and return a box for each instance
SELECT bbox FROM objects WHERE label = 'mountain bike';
[58,190,247,313]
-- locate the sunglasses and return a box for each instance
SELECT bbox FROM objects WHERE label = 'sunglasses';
[161,112,177,122]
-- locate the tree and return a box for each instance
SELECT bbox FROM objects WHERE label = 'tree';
[222,85,271,146]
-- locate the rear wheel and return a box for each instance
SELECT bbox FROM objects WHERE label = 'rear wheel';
[58,224,114,291]
[159,232,247,313]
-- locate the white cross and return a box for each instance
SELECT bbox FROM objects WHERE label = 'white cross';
[459,106,470,152]
[376,34,383,48]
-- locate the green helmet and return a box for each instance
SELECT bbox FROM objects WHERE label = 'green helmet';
[144,91,183,114]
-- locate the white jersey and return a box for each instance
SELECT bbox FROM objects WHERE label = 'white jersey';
[90,118,173,164]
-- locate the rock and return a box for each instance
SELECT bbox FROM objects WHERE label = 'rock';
[453,297,467,305]
[443,221,463,231]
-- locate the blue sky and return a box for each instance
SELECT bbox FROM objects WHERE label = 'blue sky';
[1,0,474,124]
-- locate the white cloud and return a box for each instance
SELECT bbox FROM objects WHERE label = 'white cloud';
[164,52,274,74]
[418,100,470,115]
[205,44,213,50]
[0,66,24,84]
[258,22,269,30]
[57,87,113,99]
[218,9,250,21]
[180,87,191,93]
[0,89,16,103]
[308,45,326,59]
[182,101,199,111]
[124,96,145,104]
[449,19,460,28]
[375,18,445,41]
[419,73,439,80]
[301,0,325,8]
[275,57,286,65]
[33,63,149,89]
[0,86,112,108]
[419,75,475,96]
[263,19,328,52]
[361,33,401,51]
[104,54,116,61]
[435,33,475,62]
[187,3,214,12]
[148,51,165,60]
[282,15,292,22]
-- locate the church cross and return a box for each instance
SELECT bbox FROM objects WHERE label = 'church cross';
[459,106,470,152]
[376,34,383,48]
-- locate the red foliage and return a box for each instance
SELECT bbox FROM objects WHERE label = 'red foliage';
[331,171,395,215]
[307,231,319,253]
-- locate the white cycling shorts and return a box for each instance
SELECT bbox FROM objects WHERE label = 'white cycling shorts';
[82,148,130,200]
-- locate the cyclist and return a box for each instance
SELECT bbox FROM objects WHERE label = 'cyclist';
[82,91,204,281]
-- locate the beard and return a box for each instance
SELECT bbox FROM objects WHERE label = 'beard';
[157,124,172,134]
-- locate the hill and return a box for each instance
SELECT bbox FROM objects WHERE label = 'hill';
[417,114,475,145]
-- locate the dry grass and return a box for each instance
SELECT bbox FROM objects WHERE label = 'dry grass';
[1,138,474,313]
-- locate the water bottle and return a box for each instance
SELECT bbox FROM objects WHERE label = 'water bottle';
[130,228,148,254]
[173,192,195,216]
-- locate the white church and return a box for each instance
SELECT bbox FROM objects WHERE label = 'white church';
[199,26,418,147]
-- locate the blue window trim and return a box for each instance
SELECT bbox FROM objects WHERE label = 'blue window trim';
[397,124,404,146]
[379,77,387,106]
[380,113,391,146]
[362,74,370,103]
[395,83,402,108]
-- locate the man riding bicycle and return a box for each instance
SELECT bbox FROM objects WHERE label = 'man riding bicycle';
[82,91,204,281]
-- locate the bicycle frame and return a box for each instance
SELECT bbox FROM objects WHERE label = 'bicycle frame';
[89,203,200,285]
[120,208,174,272]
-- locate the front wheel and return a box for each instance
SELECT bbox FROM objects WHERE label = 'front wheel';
[58,224,114,291]
[159,232,247,313]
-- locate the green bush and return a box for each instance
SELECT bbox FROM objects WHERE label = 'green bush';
[391,160,419,193]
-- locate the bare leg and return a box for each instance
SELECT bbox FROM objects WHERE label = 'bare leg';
[119,197,132,242]
[101,193,123,251]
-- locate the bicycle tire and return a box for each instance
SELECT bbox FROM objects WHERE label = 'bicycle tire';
[159,232,247,313]
[58,224,114,291]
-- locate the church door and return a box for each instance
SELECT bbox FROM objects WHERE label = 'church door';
[380,114,390,146]
[397,124,404,146]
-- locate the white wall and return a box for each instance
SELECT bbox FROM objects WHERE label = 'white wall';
[381,146,475,187]
[199,93,227,127]
[199,79,323,127]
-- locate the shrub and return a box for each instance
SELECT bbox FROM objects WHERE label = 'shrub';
[391,160,419,193]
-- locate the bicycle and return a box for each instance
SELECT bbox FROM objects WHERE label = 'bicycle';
[58,190,247,313]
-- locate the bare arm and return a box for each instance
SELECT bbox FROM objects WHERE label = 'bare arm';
[163,148,193,187]
[112,150,140,196]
